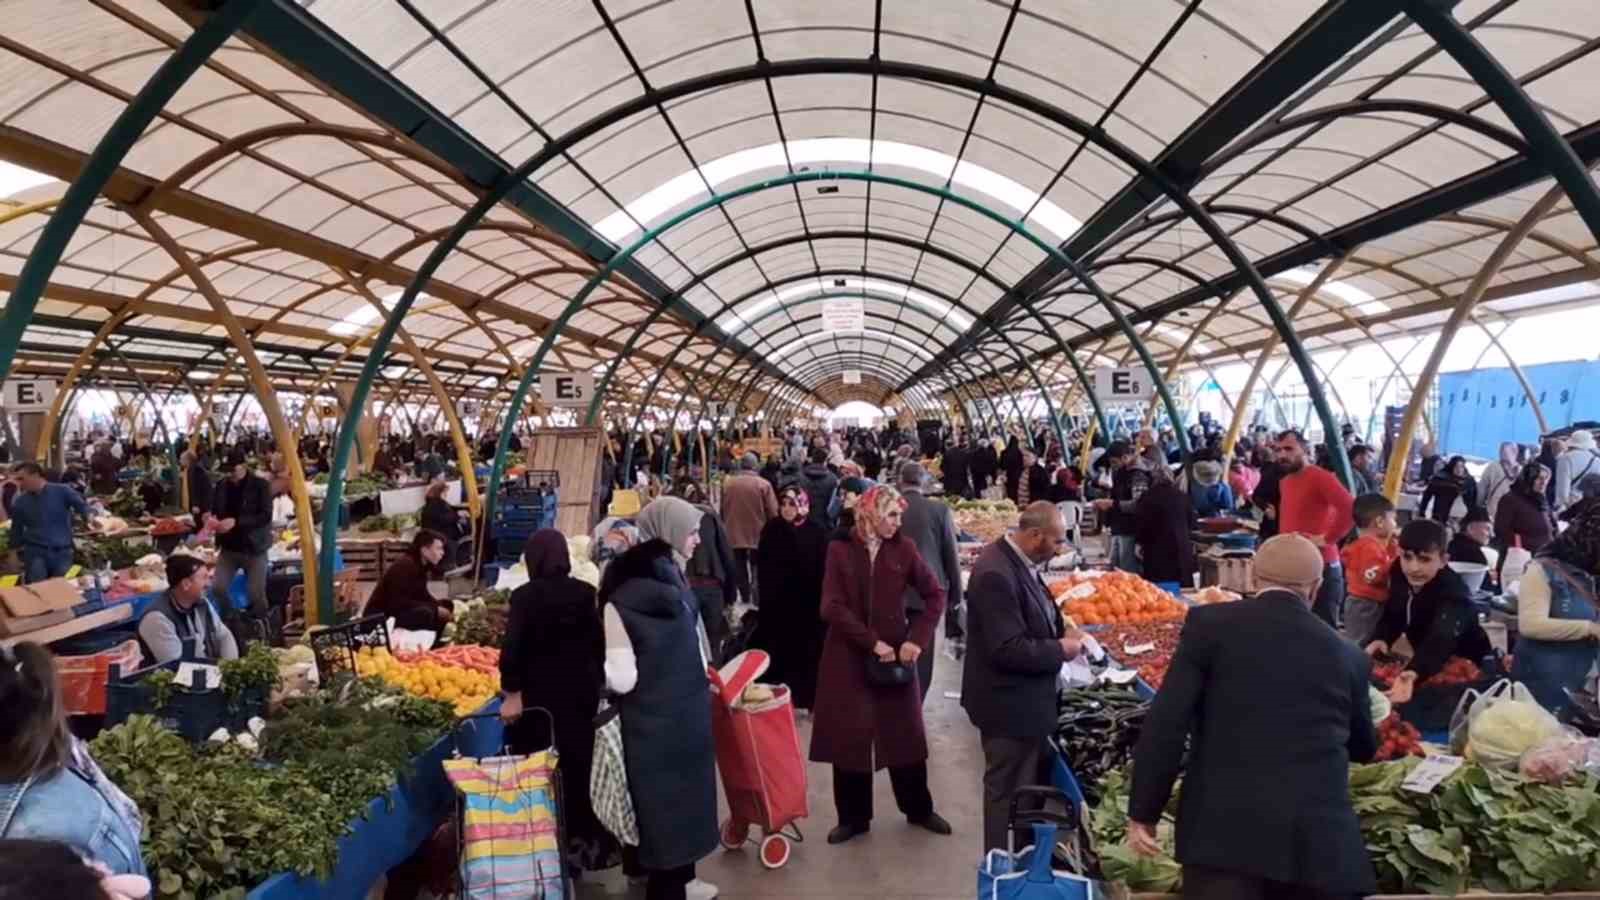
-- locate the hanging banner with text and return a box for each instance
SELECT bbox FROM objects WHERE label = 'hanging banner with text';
[821,297,864,332]
[538,371,595,407]
[1090,367,1154,404]
[3,379,56,413]
[842,370,862,385]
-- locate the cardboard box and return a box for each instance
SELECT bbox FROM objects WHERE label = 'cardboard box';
[0,577,84,618]
[0,607,74,637]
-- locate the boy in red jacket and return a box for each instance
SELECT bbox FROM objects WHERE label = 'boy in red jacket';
[1341,493,1399,646]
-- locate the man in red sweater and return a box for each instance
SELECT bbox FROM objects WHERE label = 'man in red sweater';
[1276,430,1355,629]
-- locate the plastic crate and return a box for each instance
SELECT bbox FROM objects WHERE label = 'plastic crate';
[307,614,391,683]
[56,639,143,716]
[105,659,268,742]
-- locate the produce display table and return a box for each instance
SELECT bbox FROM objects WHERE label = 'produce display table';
[248,703,505,900]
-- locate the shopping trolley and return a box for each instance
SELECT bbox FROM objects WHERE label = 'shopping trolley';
[445,708,569,899]
[709,650,809,869]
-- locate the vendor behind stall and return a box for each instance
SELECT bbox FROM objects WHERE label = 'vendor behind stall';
[138,554,239,664]
[10,462,89,583]
[208,450,272,625]
[365,529,453,631]
[1447,507,1493,567]
[1365,519,1492,691]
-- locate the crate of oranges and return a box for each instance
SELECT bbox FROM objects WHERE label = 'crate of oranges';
[1050,571,1188,626]
[354,645,500,717]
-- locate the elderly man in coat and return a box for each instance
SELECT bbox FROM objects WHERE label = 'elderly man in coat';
[811,484,951,845]
[897,461,965,695]
[1128,534,1377,899]
[963,502,1084,854]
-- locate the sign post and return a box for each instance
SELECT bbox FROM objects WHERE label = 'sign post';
[2,379,55,413]
[1091,367,1155,405]
[538,371,595,407]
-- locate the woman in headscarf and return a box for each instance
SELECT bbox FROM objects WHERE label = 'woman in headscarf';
[752,485,829,711]
[1000,436,1024,502]
[810,484,950,845]
[831,476,872,536]
[1418,455,1477,524]
[1493,462,1558,559]
[674,480,737,661]
[600,497,718,900]
[498,529,615,875]
[1512,503,1600,714]
[1135,463,1198,589]
[1478,441,1522,523]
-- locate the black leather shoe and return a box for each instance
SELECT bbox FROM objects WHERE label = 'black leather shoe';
[827,822,870,844]
[909,812,953,835]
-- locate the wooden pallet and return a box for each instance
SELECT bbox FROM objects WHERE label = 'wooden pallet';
[522,427,606,535]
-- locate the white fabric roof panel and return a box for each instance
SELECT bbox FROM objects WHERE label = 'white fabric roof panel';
[0,2,1597,410]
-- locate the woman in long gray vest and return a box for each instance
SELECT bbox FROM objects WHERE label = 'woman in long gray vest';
[600,497,719,900]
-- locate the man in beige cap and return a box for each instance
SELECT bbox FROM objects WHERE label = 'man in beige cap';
[1127,534,1377,900]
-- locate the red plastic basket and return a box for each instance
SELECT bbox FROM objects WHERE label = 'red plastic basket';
[56,639,142,716]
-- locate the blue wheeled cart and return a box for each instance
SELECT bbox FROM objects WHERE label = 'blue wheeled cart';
[491,470,560,564]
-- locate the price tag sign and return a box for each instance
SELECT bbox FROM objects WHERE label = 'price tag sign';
[64,565,82,580]
[1402,754,1465,794]
[1122,641,1156,656]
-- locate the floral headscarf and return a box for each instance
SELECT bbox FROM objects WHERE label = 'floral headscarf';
[779,485,808,524]
[852,483,906,554]
[1541,502,1600,575]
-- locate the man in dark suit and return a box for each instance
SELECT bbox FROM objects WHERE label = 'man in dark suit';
[898,462,965,698]
[1129,534,1377,900]
[962,501,1084,854]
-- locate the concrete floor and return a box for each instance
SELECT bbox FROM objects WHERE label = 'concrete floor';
[576,643,983,900]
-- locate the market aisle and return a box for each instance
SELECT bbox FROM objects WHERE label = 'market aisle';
[576,646,982,899]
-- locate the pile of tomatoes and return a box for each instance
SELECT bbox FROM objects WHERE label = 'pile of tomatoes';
[1423,656,1481,688]
[1054,572,1188,627]
[1374,712,1424,761]
[1094,621,1184,690]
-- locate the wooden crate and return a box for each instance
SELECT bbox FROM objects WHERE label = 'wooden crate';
[522,427,606,535]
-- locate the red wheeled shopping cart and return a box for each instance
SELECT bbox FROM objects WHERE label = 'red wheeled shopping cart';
[709,650,808,869]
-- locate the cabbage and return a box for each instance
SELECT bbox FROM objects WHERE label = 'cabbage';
[1468,698,1563,769]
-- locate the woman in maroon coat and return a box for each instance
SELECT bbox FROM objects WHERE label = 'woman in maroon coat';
[809,484,950,845]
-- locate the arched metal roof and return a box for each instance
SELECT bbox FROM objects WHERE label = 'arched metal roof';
[0,0,1597,422]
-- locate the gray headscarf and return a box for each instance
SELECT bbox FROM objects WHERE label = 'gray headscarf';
[635,496,704,570]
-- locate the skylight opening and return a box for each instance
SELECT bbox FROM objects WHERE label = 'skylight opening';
[1153,323,1210,355]
[595,138,1083,245]
[0,161,55,199]
[329,291,415,336]
[1272,268,1390,314]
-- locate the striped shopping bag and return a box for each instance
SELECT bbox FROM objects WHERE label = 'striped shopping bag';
[444,750,565,899]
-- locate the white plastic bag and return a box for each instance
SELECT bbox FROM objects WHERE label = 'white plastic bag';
[1519,734,1600,783]
[1448,678,1563,768]
[387,624,438,652]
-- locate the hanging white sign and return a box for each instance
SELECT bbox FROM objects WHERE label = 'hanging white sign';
[842,370,862,385]
[821,297,864,332]
[1090,367,1154,404]
[3,379,55,412]
[538,371,595,407]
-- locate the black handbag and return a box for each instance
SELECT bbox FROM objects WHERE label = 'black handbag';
[863,578,914,687]
[864,656,914,687]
